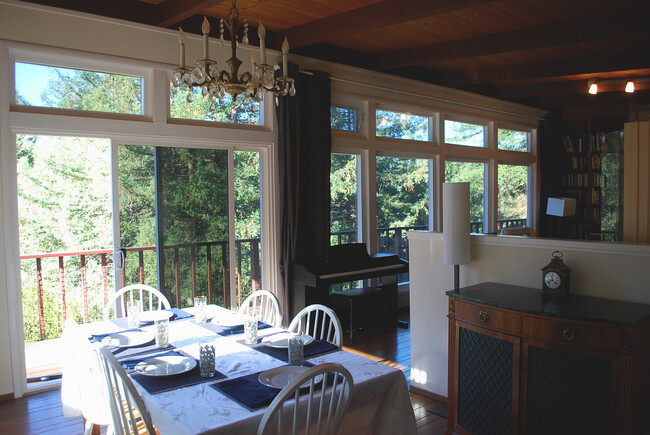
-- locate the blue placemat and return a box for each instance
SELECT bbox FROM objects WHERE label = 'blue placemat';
[249,337,339,363]
[89,328,141,343]
[124,349,226,395]
[200,320,272,336]
[167,307,194,321]
[211,362,314,411]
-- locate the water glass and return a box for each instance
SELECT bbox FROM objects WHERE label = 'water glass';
[155,318,169,348]
[199,336,215,378]
[194,296,207,323]
[288,335,304,366]
[127,300,140,328]
[244,316,258,344]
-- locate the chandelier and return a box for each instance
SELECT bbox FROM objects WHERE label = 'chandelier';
[172,0,296,110]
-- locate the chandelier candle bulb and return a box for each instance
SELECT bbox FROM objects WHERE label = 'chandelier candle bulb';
[258,22,266,64]
[282,37,289,77]
[179,28,185,68]
[202,17,210,59]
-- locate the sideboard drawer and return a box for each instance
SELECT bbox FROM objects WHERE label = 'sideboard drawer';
[523,316,623,351]
[454,299,521,335]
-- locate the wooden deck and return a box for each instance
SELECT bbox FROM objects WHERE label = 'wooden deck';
[5,309,447,434]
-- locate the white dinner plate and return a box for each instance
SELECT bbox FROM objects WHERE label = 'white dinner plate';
[101,331,154,348]
[261,333,314,349]
[134,355,197,377]
[139,310,174,323]
[211,313,246,327]
[258,365,323,389]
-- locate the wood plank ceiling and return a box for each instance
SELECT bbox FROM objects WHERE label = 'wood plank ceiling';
[22,0,650,120]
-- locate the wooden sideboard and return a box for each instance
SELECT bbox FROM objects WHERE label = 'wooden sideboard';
[446,282,650,435]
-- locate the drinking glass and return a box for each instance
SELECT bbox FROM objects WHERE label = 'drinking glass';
[199,336,215,378]
[244,316,258,344]
[288,335,304,366]
[127,300,141,328]
[155,318,169,348]
[194,295,207,323]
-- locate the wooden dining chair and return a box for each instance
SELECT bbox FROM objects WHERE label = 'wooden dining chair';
[288,304,343,348]
[257,363,354,435]
[95,346,158,435]
[104,284,171,321]
[239,289,283,327]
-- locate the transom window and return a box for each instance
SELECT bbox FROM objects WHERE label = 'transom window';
[498,128,530,152]
[330,106,359,131]
[444,120,486,147]
[15,62,143,115]
[376,109,429,141]
[169,84,261,125]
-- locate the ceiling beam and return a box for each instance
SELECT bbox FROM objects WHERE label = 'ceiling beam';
[372,6,650,70]
[158,0,225,28]
[273,0,494,49]
[440,50,650,86]
[23,0,159,25]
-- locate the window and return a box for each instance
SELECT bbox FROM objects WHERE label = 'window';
[169,84,261,125]
[15,62,143,114]
[376,109,429,141]
[498,164,529,230]
[498,128,529,152]
[330,153,359,245]
[330,106,358,131]
[444,120,486,147]
[445,161,487,233]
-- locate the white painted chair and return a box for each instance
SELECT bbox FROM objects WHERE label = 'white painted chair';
[239,289,283,327]
[104,284,171,321]
[288,304,343,348]
[95,346,158,435]
[257,363,354,435]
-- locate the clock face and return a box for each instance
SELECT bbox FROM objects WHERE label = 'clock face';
[544,271,562,289]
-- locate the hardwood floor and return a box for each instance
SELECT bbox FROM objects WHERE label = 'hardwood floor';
[0,308,447,434]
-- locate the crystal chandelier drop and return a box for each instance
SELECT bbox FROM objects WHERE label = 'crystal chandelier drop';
[172,0,296,110]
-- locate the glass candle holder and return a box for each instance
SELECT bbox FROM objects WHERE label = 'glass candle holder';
[288,335,304,366]
[155,318,169,348]
[194,295,207,324]
[199,336,215,378]
[127,300,141,328]
[244,316,258,345]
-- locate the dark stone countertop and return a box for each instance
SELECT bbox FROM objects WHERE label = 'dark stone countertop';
[446,282,650,326]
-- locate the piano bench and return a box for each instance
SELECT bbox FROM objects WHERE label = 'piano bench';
[331,286,389,344]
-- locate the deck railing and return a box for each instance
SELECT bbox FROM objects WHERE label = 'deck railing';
[21,238,261,341]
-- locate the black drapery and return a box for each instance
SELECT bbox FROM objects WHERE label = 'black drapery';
[276,64,331,325]
[538,113,560,237]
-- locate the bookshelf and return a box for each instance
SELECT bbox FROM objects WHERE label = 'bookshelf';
[557,127,606,239]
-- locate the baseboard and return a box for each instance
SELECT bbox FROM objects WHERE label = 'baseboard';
[0,392,14,402]
[409,385,447,403]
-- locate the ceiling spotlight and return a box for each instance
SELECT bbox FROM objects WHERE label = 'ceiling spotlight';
[587,79,598,95]
[625,81,635,93]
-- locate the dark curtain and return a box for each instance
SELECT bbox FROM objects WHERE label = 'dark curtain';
[276,64,331,325]
[538,112,559,237]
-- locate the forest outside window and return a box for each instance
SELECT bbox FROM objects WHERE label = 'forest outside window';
[330,153,359,245]
[376,109,429,141]
[498,164,529,230]
[444,120,486,147]
[331,106,359,132]
[498,128,530,152]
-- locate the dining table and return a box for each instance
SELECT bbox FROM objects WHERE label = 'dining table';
[62,304,417,435]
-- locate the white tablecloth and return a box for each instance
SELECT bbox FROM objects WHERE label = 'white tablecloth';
[63,305,416,434]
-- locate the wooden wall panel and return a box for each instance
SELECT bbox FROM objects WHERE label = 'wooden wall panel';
[624,120,650,244]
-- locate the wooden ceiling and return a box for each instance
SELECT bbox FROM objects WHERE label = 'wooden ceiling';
[24,0,650,120]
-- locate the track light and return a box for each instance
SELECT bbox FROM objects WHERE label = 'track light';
[625,81,635,93]
[587,79,598,95]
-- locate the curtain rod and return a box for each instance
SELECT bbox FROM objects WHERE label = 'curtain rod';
[298,70,546,122]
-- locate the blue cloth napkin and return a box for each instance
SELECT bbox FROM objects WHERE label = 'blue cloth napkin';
[167,307,194,321]
[211,362,314,411]
[250,337,339,363]
[200,320,272,336]
[89,328,141,343]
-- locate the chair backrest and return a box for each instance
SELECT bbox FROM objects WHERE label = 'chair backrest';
[257,363,354,435]
[239,289,283,327]
[288,304,343,348]
[95,346,156,435]
[104,284,171,320]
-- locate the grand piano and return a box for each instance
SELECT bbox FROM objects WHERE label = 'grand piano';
[290,243,409,327]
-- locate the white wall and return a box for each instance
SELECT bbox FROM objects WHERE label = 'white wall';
[408,231,650,398]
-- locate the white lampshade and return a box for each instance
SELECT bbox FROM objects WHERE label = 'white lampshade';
[546,197,577,217]
[442,182,470,265]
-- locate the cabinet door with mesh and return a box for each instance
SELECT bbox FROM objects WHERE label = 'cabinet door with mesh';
[455,323,520,435]
[523,342,612,435]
